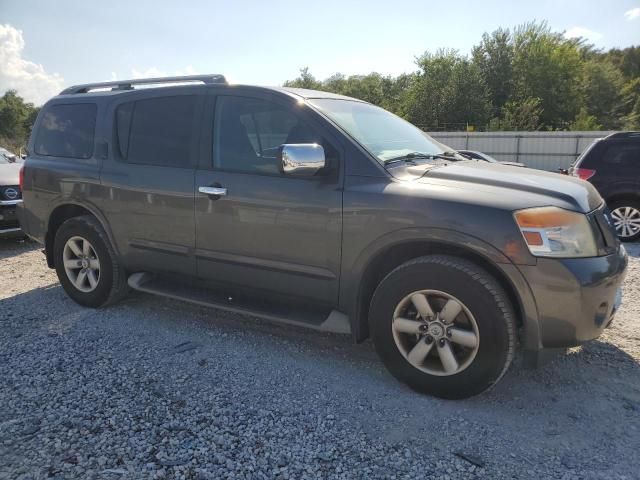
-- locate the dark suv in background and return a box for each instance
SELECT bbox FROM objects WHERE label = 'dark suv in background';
[570,132,640,241]
[18,75,627,399]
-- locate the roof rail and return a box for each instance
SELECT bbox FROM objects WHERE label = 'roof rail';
[605,131,640,139]
[60,74,227,95]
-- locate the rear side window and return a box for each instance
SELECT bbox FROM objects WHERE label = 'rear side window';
[602,143,640,168]
[34,104,97,159]
[116,95,199,168]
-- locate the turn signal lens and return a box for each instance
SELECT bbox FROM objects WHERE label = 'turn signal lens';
[514,207,598,258]
[19,165,24,191]
[522,230,543,246]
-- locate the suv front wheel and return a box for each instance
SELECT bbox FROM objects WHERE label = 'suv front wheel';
[370,255,516,399]
[53,215,128,307]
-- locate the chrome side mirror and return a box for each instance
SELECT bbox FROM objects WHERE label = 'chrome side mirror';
[278,144,326,176]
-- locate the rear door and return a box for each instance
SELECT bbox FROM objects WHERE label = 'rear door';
[194,91,343,305]
[99,90,204,275]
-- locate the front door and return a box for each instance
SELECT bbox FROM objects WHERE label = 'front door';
[194,93,343,305]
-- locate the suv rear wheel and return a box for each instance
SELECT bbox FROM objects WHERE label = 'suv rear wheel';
[609,199,640,242]
[53,215,128,307]
[370,255,515,399]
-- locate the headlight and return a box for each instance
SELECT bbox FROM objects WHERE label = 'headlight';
[514,206,597,258]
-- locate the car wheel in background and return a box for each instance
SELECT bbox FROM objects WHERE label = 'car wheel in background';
[609,200,640,242]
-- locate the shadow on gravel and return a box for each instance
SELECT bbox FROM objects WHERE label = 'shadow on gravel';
[0,284,63,312]
[0,237,39,260]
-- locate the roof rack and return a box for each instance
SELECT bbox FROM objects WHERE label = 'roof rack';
[605,131,640,139]
[60,74,227,95]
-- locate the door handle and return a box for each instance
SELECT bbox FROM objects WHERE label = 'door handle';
[199,186,227,197]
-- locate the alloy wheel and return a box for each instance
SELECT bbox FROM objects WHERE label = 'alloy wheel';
[391,290,480,376]
[63,236,101,293]
[611,206,640,239]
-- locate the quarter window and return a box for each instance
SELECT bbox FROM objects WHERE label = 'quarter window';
[116,95,200,167]
[34,104,97,159]
[603,143,640,167]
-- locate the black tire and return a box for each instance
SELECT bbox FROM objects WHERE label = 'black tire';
[369,255,516,399]
[608,199,640,242]
[53,215,128,307]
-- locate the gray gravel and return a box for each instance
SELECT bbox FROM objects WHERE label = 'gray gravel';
[1,238,639,480]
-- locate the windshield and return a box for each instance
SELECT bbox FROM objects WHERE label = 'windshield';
[479,152,499,163]
[0,149,17,164]
[308,99,451,164]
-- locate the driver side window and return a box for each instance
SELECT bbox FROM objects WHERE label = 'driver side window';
[213,95,333,175]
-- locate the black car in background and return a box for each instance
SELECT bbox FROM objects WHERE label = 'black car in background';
[570,132,640,241]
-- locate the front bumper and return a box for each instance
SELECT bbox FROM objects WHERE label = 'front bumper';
[0,200,23,237]
[519,245,628,349]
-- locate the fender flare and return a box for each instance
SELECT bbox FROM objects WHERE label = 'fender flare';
[600,187,640,204]
[340,227,541,351]
[45,199,120,263]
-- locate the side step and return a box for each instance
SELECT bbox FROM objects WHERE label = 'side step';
[127,272,351,335]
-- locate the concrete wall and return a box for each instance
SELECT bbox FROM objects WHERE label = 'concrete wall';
[427,131,616,171]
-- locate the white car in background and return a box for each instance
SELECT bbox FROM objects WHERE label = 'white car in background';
[0,149,23,237]
[457,149,526,167]
[0,147,20,163]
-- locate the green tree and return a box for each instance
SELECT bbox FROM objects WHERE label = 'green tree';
[338,73,387,106]
[604,46,640,81]
[283,25,638,132]
[0,90,39,151]
[283,67,323,90]
[580,59,623,129]
[323,73,347,94]
[569,107,602,131]
[490,97,543,131]
[511,22,583,129]
[621,78,640,129]
[472,28,513,115]
[405,49,491,130]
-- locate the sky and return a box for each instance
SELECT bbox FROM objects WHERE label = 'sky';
[1,0,640,105]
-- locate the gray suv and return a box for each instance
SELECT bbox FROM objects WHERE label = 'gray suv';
[17,75,627,399]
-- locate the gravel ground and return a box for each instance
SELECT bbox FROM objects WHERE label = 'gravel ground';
[1,238,639,480]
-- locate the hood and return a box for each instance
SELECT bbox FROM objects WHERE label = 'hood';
[0,162,21,186]
[407,161,601,213]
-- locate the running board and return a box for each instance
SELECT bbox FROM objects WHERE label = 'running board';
[127,272,351,335]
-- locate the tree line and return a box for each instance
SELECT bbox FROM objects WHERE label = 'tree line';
[284,22,640,132]
[1,20,638,154]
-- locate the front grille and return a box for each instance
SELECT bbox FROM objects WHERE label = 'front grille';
[0,185,21,201]
[0,203,19,228]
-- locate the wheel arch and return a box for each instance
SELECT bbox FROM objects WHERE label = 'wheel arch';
[45,202,118,268]
[604,191,640,207]
[346,230,535,347]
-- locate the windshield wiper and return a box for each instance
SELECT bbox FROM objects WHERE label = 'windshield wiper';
[383,151,461,166]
